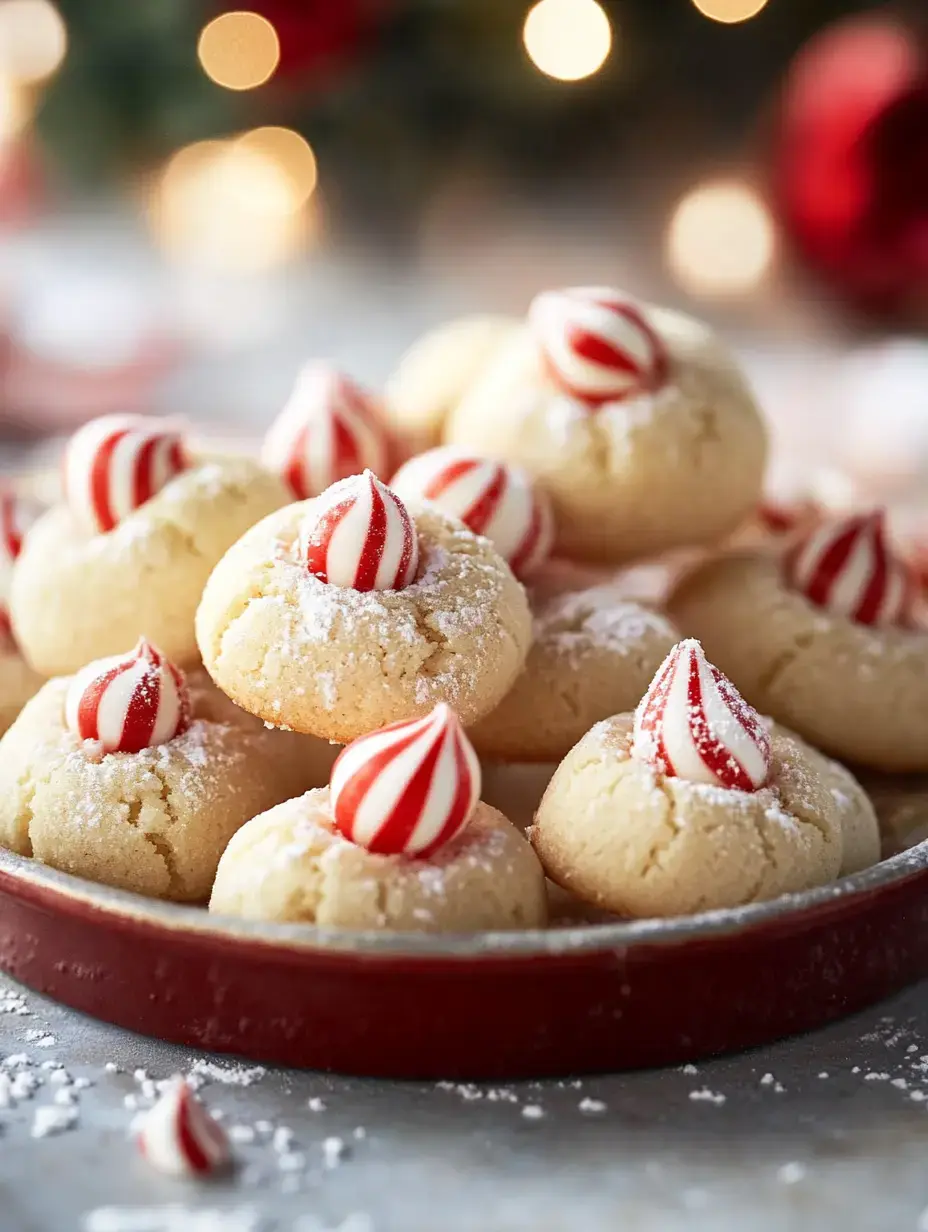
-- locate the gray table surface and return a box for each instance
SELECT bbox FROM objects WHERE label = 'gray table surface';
[1,972,927,1232]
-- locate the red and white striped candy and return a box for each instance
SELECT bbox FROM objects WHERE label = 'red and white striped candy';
[784,510,916,628]
[63,413,187,535]
[756,497,820,538]
[632,639,771,792]
[136,1076,230,1178]
[0,489,41,643]
[390,446,553,578]
[262,363,389,500]
[330,703,481,857]
[528,286,668,408]
[65,638,191,754]
[301,470,419,591]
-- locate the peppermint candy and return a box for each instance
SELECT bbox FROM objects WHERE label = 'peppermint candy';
[330,703,481,857]
[632,639,771,792]
[63,413,187,535]
[0,488,41,643]
[262,363,389,500]
[65,638,191,754]
[136,1077,230,1177]
[528,286,668,407]
[756,497,819,537]
[300,470,419,591]
[391,446,553,577]
[784,510,916,629]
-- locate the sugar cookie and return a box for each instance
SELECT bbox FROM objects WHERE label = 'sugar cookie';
[530,641,843,917]
[210,705,546,931]
[0,488,44,732]
[668,512,928,771]
[0,645,328,901]
[468,575,679,763]
[444,287,766,563]
[196,472,532,741]
[385,314,519,456]
[11,415,289,676]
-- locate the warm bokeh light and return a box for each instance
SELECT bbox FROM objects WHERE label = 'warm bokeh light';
[690,0,770,24]
[666,180,776,297]
[523,0,612,82]
[0,74,30,141]
[147,138,314,273]
[0,0,66,84]
[197,11,280,91]
[236,127,318,205]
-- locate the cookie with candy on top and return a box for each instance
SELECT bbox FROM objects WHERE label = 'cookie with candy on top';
[210,703,547,931]
[384,314,520,457]
[443,286,767,564]
[262,361,393,500]
[195,470,532,742]
[529,639,871,919]
[0,638,328,901]
[10,413,289,677]
[0,488,45,733]
[668,510,928,771]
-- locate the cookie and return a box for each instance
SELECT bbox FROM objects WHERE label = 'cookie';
[444,288,767,563]
[0,488,45,732]
[530,641,843,917]
[195,472,532,741]
[384,314,519,456]
[668,513,928,771]
[468,576,679,763]
[210,704,546,931]
[0,646,329,902]
[11,415,288,676]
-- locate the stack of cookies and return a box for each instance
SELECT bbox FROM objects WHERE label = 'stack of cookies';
[0,285,920,931]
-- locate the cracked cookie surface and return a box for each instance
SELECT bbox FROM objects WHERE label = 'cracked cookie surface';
[529,716,844,918]
[209,788,547,931]
[195,501,532,742]
[669,551,928,771]
[444,305,766,564]
[0,671,333,902]
[468,573,679,763]
[11,457,289,677]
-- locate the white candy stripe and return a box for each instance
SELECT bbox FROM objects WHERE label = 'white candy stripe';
[301,471,419,592]
[785,512,912,628]
[330,703,481,856]
[63,414,186,534]
[528,286,666,406]
[262,364,388,499]
[632,640,770,792]
[390,446,553,577]
[137,1077,230,1177]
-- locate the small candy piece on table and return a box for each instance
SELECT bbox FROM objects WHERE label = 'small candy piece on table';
[137,1076,230,1177]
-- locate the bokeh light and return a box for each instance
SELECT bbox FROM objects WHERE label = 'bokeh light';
[236,127,318,205]
[0,75,30,141]
[147,138,315,273]
[197,11,280,91]
[666,180,775,297]
[523,0,612,83]
[0,0,66,84]
[690,0,770,24]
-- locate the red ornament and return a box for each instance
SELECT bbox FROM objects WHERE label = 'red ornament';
[774,15,928,316]
[242,1,388,80]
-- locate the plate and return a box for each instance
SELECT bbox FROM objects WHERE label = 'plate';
[1,844,927,1079]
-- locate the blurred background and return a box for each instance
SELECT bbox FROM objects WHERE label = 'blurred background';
[0,0,926,511]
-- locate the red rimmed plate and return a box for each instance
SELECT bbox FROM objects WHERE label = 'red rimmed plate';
[0,844,927,1079]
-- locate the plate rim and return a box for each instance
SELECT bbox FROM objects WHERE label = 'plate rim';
[2,839,927,962]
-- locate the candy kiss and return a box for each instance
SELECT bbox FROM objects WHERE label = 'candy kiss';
[136,1077,230,1177]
